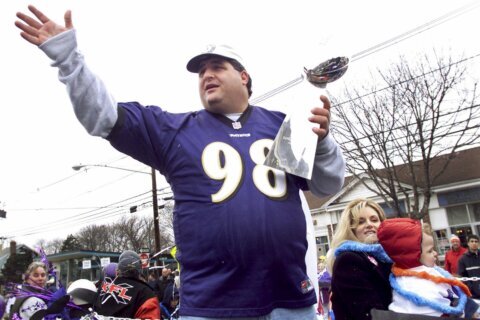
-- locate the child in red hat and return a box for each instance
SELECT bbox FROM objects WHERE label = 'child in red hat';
[377,218,479,318]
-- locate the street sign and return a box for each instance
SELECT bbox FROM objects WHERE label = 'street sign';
[100,257,110,267]
[139,247,150,253]
[140,252,149,268]
[82,260,91,269]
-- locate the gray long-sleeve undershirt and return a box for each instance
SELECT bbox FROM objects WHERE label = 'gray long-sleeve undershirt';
[40,29,117,138]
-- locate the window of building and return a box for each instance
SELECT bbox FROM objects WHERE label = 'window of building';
[380,201,407,218]
[450,225,472,246]
[438,187,480,207]
[316,236,329,257]
[471,202,480,221]
[447,205,469,225]
[434,229,449,255]
[446,202,480,242]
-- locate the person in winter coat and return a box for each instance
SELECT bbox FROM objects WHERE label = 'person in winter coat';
[157,268,174,304]
[7,262,49,319]
[444,234,467,276]
[327,199,393,320]
[6,261,72,320]
[458,235,480,299]
[378,218,479,318]
[161,279,180,319]
[317,258,331,317]
[95,250,160,320]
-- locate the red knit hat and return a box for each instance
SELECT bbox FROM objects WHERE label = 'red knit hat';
[377,218,423,269]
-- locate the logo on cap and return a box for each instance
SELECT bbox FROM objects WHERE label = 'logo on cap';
[206,44,216,53]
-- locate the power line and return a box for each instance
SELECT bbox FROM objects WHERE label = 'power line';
[341,124,480,169]
[333,113,480,156]
[317,51,480,149]
[327,54,480,148]
[33,155,132,192]
[4,189,173,237]
[18,162,155,217]
[332,53,480,108]
[250,75,304,106]
[16,194,149,231]
[34,171,83,192]
[7,206,111,211]
[250,1,480,105]
[32,155,142,195]
[350,1,480,62]
[65,170,148,203]
[332,104,480,146]
[339,122,480,155]
[327,55,480,162]
[9,190,152,214]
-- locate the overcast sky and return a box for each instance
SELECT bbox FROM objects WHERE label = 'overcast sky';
[1,0,479,248]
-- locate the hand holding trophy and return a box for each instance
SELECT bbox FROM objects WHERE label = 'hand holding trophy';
[264,56,349,179]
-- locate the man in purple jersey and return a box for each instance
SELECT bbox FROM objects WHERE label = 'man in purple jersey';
[16,6,345,319]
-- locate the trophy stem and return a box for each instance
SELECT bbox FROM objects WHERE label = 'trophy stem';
[263,57,349,179]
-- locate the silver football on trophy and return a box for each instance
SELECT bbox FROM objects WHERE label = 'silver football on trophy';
[304,56,349,88]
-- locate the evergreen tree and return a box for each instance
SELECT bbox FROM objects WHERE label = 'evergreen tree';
[0,246,34,285]
[60,234,81,252]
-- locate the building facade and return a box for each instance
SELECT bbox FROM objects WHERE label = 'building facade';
[306,147,480,262]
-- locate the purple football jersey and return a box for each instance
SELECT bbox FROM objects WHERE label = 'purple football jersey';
[107,102,316,317]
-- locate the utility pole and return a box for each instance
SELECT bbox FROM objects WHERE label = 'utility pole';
[0,204,6,250]
[151,167,161,254]
[72,164,167,255]
[0,236,6,251]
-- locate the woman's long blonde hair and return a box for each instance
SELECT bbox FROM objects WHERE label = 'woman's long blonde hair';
[326,199,386,272]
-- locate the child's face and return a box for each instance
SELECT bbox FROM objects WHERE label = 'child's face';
[420,233,437,267]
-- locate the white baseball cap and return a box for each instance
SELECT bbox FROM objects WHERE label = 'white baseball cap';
[187,44,245,73]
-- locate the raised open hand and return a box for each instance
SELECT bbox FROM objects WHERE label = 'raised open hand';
[15,5,73,46]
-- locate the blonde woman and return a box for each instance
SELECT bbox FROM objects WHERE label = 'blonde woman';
[326,199,392,320]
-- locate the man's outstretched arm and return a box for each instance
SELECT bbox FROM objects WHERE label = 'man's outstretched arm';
[15,6,117,138]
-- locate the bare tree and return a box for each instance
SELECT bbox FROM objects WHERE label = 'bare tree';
[139,216,156,251]
[67,203,176,253]
[133,213,174,253]
[34,238,47,252]
[77,224,106,251]
[42,238,64,254]
[118,216,146,252]
[158,202,175,250]
[332,53,480,219]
